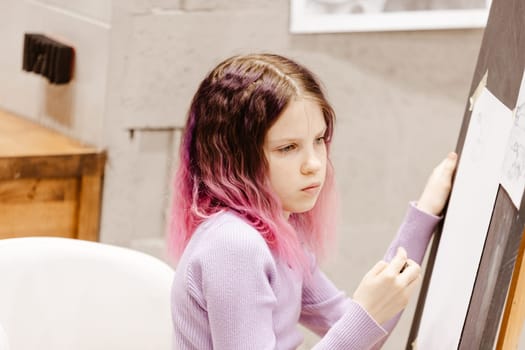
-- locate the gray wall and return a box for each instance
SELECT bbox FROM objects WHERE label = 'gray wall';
[0,0,483,348]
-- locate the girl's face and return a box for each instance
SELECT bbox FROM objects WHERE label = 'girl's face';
[263,98,327,218]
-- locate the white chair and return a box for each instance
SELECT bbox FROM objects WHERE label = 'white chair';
[0,237,174,350]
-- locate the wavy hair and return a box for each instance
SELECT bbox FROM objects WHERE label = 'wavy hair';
[169,53,338,273]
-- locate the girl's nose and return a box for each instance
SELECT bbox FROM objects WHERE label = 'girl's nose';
[301,149,322,175]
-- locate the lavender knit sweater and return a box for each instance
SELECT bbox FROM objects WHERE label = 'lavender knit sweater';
[171,203,440,349]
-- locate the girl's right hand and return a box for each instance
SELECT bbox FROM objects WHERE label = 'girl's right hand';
[352,247,421,325]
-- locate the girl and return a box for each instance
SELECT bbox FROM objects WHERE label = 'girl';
[170,53,457,349]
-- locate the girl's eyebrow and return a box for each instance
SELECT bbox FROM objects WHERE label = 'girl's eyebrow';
[268,126,328,144]
[267,137,299,145]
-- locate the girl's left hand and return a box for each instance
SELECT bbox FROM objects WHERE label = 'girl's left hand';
[417,152,458,216]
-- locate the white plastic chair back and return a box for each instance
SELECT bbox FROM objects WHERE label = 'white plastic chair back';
[0,237,174,350]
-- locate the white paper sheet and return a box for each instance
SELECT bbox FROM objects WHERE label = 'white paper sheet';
[416,87,513,349]
[500,71,525,209]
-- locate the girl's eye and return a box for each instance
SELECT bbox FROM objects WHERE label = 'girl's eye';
[278,144,296,153]
[315,136,325,144]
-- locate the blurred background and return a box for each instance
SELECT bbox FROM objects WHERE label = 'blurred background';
[0,0,484,348]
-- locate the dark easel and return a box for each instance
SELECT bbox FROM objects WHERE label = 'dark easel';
[407,0,525,348]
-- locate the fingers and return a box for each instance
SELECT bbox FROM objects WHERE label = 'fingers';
[398,259,421,285]
[386,247,408,275]
[401,271,422,302]
[418,151,457,216]
[386,248,421,286]
[436,152,458,175]
[355,252,422,324]
[368,260,389,276]
[443,152,458,172]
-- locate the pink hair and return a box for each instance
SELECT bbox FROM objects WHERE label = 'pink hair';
[168,54,338,274]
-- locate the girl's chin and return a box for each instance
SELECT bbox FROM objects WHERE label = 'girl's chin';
[284,202,318,215]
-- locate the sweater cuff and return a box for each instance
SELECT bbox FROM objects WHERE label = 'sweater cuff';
[383,202,442,264]
[408,201,442,242]
[410,201,442,220]
[318,299,387,349]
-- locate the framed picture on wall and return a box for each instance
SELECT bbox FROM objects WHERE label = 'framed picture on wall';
[290,0,491,33]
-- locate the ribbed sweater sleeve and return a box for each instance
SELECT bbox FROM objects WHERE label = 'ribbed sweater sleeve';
[301,202,441,350]
[370,202,441,349]
[301,265,388,349]
[383,202,441,264]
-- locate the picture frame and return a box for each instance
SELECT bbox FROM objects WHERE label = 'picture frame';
[290,0,491,33]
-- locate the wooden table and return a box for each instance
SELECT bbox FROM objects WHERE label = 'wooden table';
[0,109,105,241]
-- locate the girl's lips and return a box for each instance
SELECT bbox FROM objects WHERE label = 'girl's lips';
[301,183,321,194]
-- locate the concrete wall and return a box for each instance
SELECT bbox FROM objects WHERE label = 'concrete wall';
[0,0,110,145]
[0,0,484,348]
